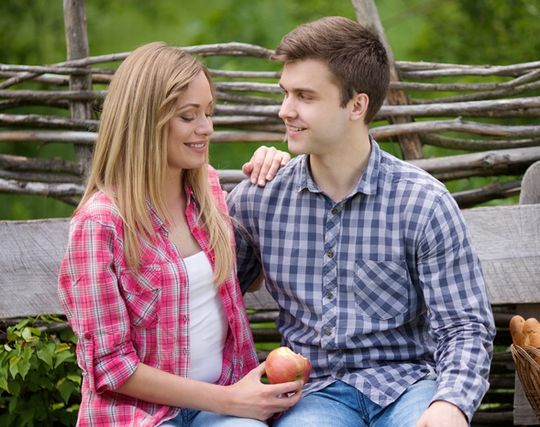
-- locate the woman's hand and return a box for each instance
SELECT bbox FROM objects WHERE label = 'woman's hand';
[222,362,303,421]
[242,146,291,187]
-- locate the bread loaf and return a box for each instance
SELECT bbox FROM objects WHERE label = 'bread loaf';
[523,317,540,348]
[509,315,526,346]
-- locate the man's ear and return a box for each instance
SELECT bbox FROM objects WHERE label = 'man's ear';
[350,93,369,121]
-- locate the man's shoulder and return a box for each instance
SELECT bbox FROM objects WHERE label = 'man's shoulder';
[230,155,304,200]
[379,150,447,195]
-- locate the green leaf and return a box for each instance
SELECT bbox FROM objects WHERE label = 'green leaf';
[54,350,74,369]
[59,327,77,343]
[55,343,70,353]
[15,319,30,330]
[8,356,20,379]
[28,327,41,336]
[36,347,53,368]
[17,346,33,381]
[57,377,77,404]
[21,327,33,341]
[0,374,9,393]
[66,373,82,386]
[17,359,31,381]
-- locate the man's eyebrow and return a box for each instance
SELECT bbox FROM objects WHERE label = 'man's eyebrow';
[278,83,317,94]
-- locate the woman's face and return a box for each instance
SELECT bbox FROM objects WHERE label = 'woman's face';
[166,70,214,173]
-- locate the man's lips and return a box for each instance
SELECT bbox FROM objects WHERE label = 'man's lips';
[286,124,307,132]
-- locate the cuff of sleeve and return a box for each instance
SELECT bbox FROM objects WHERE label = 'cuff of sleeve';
[79,331,139,393]
[430,390,473,423]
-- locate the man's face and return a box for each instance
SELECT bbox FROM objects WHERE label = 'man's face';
[278,59,353,156]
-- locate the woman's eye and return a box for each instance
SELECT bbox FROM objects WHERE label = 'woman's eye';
[180,115,194,121]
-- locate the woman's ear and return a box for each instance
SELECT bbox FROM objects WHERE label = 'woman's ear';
[350,92,369,121]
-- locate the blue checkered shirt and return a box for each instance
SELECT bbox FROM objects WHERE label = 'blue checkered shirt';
[228,140,495,421]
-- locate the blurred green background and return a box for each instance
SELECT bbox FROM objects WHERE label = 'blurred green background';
[1,0,539,220]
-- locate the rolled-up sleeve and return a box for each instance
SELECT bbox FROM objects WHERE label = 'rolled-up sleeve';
[58,216,139,392]
[417,192,496,421]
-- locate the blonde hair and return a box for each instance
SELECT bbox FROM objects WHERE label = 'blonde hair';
[79,42,234,286]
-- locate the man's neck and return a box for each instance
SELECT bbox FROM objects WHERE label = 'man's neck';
[308,133,371,203]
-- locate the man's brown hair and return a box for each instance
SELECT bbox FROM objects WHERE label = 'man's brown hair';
[272,16,389,124]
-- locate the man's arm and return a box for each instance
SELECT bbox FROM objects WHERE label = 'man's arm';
[416,192,496,423]
[227,181,264,294]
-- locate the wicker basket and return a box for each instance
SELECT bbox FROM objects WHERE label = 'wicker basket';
[511,344,540,421]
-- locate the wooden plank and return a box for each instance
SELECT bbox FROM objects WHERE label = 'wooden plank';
[0,204,538,315]
[0,218,69,318]
[462,204,540,305]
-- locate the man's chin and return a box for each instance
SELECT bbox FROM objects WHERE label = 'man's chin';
[287,140,307,155]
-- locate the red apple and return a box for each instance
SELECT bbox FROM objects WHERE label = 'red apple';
[265,346,312,384]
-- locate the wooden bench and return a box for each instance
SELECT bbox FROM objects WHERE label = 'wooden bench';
[1,162,539,426]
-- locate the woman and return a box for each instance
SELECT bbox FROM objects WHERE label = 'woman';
[58,42,301,427]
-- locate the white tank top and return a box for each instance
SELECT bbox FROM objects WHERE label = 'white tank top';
[184,251,227,383]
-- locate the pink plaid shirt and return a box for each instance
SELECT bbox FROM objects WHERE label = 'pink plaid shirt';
[58,166,258,426]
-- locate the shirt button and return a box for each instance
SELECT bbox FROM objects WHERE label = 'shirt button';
[323,327,333,336]
[325,291,334,300]
[331,208,338,215]
[326,249,334,258]
[84,332,92,340]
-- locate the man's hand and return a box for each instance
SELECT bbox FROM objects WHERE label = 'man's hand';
[416,401,468,427]
[242,146,291,186]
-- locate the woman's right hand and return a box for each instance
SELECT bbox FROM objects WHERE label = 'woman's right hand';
[222,362,303,421]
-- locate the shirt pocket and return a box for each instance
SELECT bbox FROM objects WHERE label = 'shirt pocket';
[119,264,162,328]
[353,259,410,320]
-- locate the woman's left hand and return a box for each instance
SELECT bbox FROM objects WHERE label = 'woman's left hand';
[242,146,291,186]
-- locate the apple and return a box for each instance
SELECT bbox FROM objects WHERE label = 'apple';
[265,346,312,384]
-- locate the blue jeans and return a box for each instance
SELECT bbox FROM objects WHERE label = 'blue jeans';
[159,408,268,426]
[273,378,437,427]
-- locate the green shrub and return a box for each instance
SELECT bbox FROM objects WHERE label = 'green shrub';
[0,316,81,426]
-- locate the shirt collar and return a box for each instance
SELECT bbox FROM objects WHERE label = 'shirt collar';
[297,136,382,197]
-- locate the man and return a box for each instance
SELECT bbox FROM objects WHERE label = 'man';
[228,16,495,427]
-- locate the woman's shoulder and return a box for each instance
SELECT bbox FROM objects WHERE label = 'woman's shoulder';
[73,191,122,226]
[206,164,221,187]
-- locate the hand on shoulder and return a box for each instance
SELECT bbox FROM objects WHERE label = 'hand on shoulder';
[242,146,291,186]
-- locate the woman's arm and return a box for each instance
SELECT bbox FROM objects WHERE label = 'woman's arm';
[115,362,303,421]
